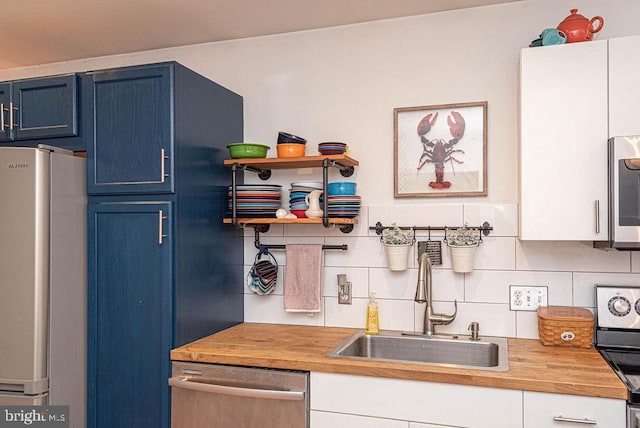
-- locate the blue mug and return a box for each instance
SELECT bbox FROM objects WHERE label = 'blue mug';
[541,28,567,46]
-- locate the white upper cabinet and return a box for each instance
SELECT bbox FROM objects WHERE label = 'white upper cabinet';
[520,40,608,241]
[609,36,640,137]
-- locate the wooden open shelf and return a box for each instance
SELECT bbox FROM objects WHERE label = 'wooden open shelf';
[223,154,359,169]
[225,154,359,232]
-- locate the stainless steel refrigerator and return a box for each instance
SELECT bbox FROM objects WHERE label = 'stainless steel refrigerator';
[0,145,86,427]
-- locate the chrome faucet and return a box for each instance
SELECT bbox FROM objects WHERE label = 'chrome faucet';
[415,252,457,335]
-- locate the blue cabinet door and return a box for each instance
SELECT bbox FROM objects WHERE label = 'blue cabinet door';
[88,201,172,428]
[0,83,10,142]
[11,74,78,141]
[85,65,174,195]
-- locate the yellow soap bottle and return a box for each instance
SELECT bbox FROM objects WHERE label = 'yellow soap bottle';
[365,292,380,335]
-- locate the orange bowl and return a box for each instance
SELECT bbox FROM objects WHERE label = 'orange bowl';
[277,143,306,158]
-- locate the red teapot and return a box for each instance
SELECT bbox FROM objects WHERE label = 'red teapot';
[557,9,604,43]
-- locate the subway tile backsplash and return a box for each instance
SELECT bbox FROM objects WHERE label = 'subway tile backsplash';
[242,203,640,338]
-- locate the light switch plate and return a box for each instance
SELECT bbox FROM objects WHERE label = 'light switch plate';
[509,285,548,311]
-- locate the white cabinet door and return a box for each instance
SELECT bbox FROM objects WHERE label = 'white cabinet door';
[519,41,608,241]
[609,35,640,138]
[310,372,522,428]
[311,410,408,428]
[523,391,626,428]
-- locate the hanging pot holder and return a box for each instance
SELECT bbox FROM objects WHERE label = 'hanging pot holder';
[247,245,278,295]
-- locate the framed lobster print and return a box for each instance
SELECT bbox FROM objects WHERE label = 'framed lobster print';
[394,101,487,198]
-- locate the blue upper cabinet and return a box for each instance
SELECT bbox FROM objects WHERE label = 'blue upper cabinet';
[0,84,8,139]
[0,74,80,145]
[84,64,173,195]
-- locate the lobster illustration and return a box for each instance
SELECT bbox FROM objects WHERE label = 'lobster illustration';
[416,111,466,189]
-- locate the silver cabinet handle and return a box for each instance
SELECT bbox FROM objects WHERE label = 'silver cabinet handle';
[553,415,597,425]
[9,102,17,129]
[158,210,167,244]
[160,148,169,183]
[0,103,6,131]
[168,376,305,401]
[595,200,600,234]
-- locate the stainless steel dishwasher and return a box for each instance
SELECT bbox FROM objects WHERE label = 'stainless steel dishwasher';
[169,361,309,428]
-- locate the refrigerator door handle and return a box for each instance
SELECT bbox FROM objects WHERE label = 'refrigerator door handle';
[158,210,168,244]
[168,376,305,401]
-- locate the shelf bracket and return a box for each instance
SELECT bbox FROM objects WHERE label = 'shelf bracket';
[254,224,270,233]
[232,162,272,180]
[326,160,355,177]
[339,224,354,233]
[230,163,271,227]
[253,226,348,251]
[320,159,357,231]
[231,163,238,226]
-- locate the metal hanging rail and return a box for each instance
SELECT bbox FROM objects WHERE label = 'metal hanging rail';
[252,226,348,251]
[370,221,493,241]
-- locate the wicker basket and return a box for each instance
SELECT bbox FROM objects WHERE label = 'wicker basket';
[537,306,594,348]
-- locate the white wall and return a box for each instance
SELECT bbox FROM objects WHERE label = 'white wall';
[4,0,640,338]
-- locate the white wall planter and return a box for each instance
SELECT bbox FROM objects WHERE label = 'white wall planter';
[448,244,478,273]
[383,243,412,271]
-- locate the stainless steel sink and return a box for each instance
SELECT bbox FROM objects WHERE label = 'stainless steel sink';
[327,330,509,372]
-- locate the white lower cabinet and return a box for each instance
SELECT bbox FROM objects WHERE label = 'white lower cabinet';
[523,391,626,428]
[310,372,522,428]
[310,373,627,428]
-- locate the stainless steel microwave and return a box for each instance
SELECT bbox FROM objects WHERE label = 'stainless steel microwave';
[604,136,640,249]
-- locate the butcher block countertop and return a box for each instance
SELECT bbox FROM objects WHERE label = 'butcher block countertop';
[170,323,627,400]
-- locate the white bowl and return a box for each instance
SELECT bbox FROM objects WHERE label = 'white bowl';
[291,181,323,189]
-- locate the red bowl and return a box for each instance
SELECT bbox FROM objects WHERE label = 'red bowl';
[290,209,307,218]
[319,148,345,155]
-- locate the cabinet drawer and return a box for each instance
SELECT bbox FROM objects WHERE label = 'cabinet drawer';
[523,391,625,427]
[311,372,522,428]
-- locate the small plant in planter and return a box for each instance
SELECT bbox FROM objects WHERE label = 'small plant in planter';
[381,224,414,271]
[446,224,481,273]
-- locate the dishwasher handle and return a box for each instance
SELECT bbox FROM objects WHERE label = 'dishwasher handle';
[168,376,305,401]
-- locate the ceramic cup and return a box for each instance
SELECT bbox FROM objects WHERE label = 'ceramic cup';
[541,28,567,46]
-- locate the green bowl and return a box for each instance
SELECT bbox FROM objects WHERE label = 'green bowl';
[227,143,270,159]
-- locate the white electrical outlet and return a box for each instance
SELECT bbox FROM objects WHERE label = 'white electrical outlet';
[509,285,548,311]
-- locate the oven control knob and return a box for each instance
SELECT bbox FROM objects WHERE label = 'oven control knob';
[608,296,631,316]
